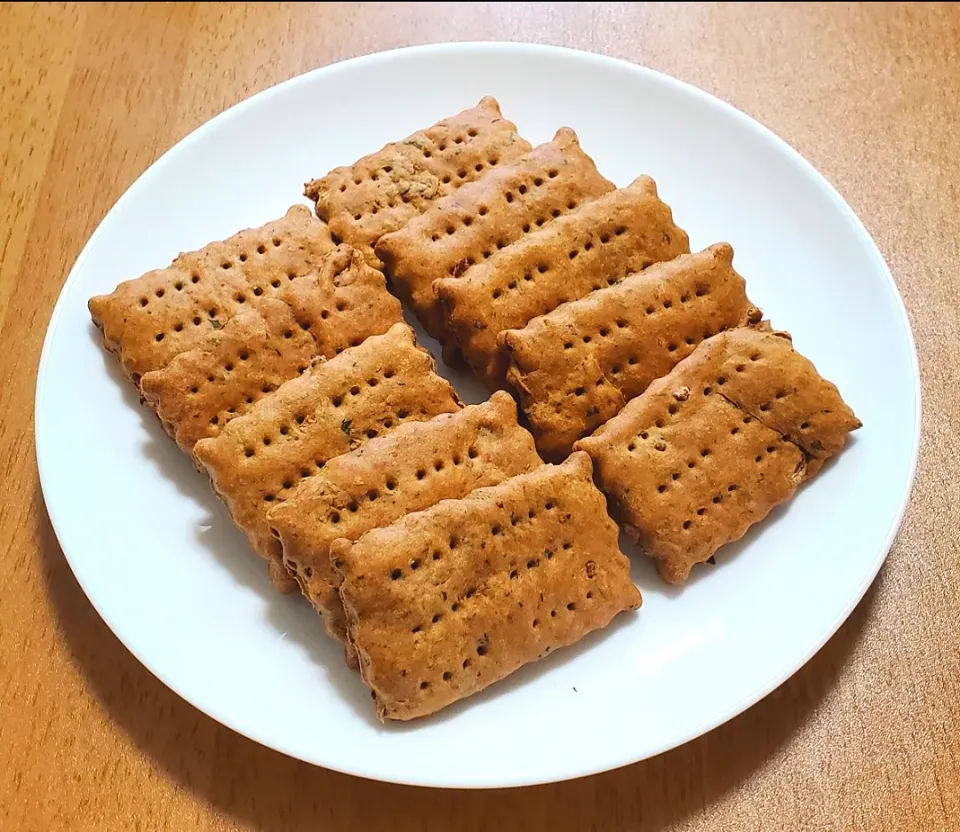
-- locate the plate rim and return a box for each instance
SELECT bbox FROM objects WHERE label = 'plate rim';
[34,40,922,789]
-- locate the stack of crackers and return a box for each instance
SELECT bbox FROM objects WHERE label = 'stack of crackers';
[89,97,860,721]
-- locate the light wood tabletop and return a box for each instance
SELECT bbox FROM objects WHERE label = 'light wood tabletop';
[2,3,958,830]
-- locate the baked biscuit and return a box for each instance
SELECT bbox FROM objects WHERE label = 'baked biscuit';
[140,246,402,452]
[501,244,761,458]
[273,244,403,359]
[140,300,319,452]
[268,392,542,644]
[305,97,531,267]
[575,327,861,584]
[88,205,336,384]
[193,323,461,590]
[435,176,690,387]
[332,452,641,721]
[375,128,615,340]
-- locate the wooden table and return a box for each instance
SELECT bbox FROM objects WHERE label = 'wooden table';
[2,3,958,829]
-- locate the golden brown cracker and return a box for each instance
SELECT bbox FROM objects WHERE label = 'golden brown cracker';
[305,97,531,267]
[88,205,336,384]
[139,245,403,452]
[192,323,461,589]
[375,128,615,340]
[689,327,862,460]
[501,244,762,458]
[575,328,861,584]
[275,243,403,358]
[436,176,690,387]
[140,299,319,453]
[333,452,641,721]
[268,391,542,644]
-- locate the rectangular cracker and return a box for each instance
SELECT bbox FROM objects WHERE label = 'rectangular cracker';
[575,327,861,584]
[140,246,403,452]
[375,128,615,340]
[305,97,531,268]
[268,391,542,645]
[193,322,461,590]
[332,452,640,721]
[501,244,762,458]
[435,176,691,388]
[88,205,337,384]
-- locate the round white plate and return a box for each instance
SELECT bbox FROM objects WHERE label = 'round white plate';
[36,43,920,788]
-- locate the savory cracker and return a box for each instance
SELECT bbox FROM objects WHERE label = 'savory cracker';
[332,452,641,721]
[305,97,531,267]
[575,327,861,584]
[435,176,690,387]
[193,322,461,590]
[140,299,319,452]
[88,205,336,384]
[375,128,615,340]
[501,244,762,458]
[140,246,402,452]
[269,391,542,644]
[276,244,403,358]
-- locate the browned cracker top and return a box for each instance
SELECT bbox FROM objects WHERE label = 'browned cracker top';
[332,452,641,721]
[268,391,542,644]
[275,244,403,358]
[192,322,461,577]
[502,244,761,457]
[140,246,402,452]
[140,299,319,453]
[375,128,615,340]
[305,97,531,268]
[88,205,336,383]
[435,175,690,387]
[575,327,860,583]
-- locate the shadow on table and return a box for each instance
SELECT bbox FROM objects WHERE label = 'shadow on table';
[37,479,879,832]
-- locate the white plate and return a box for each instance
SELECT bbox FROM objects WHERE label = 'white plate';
[36,43,920,788]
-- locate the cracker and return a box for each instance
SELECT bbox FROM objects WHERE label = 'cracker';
[88,205,336,384]
[332,452,641,721]
[140,246,403,452]
[375,128,615,340]
[435,176,690,388]
[140,300,319,452]
[575,327,861,584]
[276,244,403,358]
[501,244,762,458]
[305,97,531,268]
[192,322,461,590]
[268,391,542,644]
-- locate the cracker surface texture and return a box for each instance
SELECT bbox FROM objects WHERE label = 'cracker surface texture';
[376,127,615,340]
[436,175,690,387]
[333,452,641,721]
[502,244,760,457]
[306,97,531,267]
[140,245,402,452]
[88,205,336,383]
[193,322,461,590]
[575,327,861,583]
[269,391,542,643]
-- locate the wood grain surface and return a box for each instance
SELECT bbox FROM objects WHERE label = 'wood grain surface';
[1,3,958,830]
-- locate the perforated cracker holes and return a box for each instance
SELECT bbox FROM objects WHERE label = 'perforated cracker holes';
[501,244,761,458]
[436,175,690,387]
[305,97,532,268]
[376,128,615,341]
[88,205,337,383]
[267,392,541,646]
[333,453,640,721]
[576,328,860,584]
[192,323,461,592]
